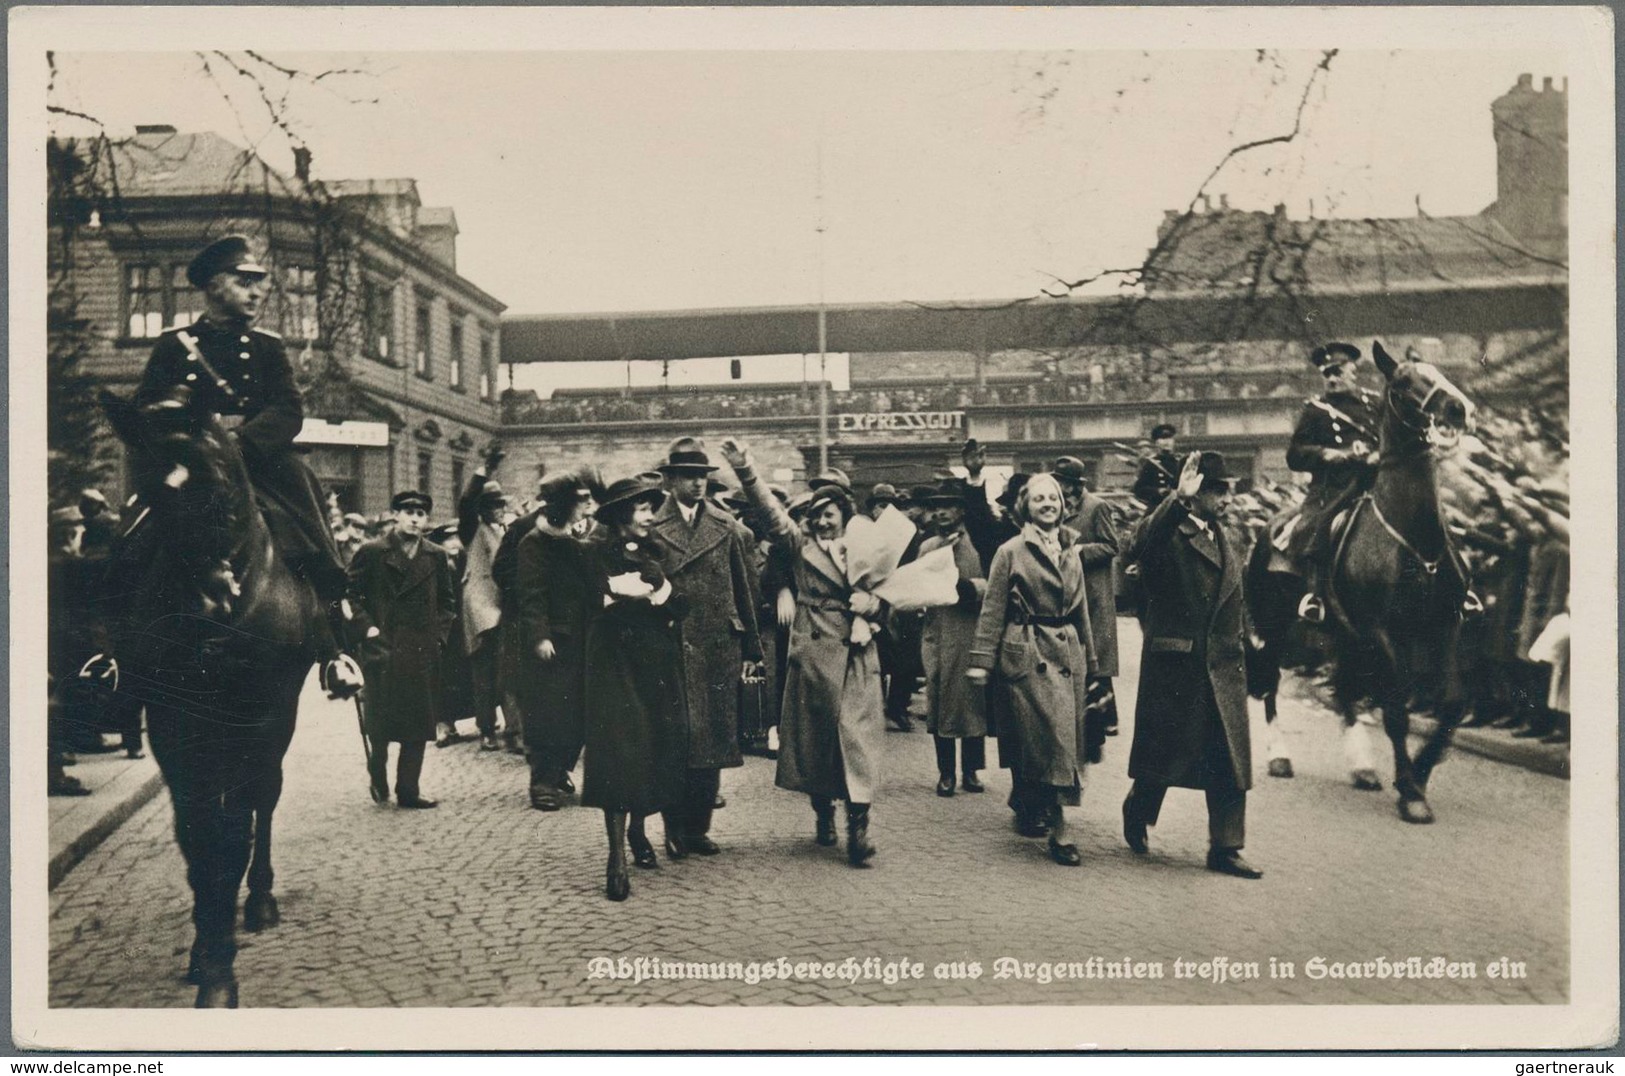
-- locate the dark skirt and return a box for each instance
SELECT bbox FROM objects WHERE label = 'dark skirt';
[580,604,688,814]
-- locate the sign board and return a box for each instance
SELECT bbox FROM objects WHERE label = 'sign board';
[835,411,965,434]
[294,419,391,448]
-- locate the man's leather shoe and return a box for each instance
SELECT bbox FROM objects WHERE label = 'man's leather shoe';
[1048,838,1082,867]
[628,829,659,869]
[1206,849,1263,879]
[663,833,689,860]
[397,795,439,809]
[369,778,389,805]
[935,775,955,797]
[529,785,563,811]
[49,775,92,797]
[1015,812,1049,838]
[435,724,461,748]
[686,835,721,856]
[961,773,985,793]
[559,774,576,795]
[1122,798,1149,854]
[479,734,501,752]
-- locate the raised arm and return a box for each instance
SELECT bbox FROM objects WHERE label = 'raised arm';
[719,439,803,551]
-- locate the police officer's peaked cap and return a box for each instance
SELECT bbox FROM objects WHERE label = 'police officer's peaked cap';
[187,235,268,288]
[1149,423,1178,441]
[1310,342,1362,369]
[391,490,433,513]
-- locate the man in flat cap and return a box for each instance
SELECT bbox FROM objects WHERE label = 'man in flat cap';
[458,443,511,751]
[1287,342,1381,623]
[649,437,763,855]
[1132,424,1182,509]
[346,489,458,808]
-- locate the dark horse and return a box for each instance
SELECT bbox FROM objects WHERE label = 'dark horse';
[1245,342,1474,822]
[99,388,326,1006]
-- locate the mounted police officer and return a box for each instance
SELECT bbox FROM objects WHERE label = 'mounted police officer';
[131,235,357,692]
[134,238,345,596]
[1286,342,1382,624]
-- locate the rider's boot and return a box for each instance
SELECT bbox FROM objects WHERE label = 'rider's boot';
[1296,567,1327,624]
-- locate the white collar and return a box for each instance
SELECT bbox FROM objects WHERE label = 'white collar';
[679,500,700,525]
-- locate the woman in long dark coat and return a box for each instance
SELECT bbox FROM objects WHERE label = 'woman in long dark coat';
[581,477,689,901]
[515,472,596,810]
[968,473,1097,866]
[720,439,887,868]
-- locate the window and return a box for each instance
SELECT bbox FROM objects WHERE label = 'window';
[280,265,319,341]
[414,301,432,379]
[124,262,204,338]
[1006,416,1027,441]
[416,450,433,494]
[478,334,493,401]
[1051,416,1073,441]
[451,458,466,500]
[449,318,465,390]
[363,278,394,361]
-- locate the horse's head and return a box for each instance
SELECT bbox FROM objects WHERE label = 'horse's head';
[1372,340,1475,454]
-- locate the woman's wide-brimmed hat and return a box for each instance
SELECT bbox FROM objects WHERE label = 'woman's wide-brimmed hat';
[595,476,667,521]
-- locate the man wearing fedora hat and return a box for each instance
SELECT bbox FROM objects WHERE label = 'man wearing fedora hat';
[458,443,512,751]
[346,489,459,809]
[648,437,763,856]
[1123,451,1262,879]
[134,235,347,616]
[917,480,990,796]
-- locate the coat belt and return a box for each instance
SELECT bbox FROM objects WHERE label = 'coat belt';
[1010,613,1071,628]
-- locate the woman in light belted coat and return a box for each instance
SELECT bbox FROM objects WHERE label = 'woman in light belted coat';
[720,439,887,868]
[968,473,1097,866]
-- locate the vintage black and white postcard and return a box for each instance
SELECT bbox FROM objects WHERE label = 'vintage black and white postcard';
[9,4,1616,1052]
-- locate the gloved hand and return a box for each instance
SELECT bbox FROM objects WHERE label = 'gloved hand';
[849,590,881,618]
[78,653,120,695]
[608,571,655,599]
[320,653,364,699]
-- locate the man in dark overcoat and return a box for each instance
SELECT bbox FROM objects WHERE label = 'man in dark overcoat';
[649,438,763,855]
[1123,451,1262,879]
[1054,456,1122,752]
[346,490,458,809]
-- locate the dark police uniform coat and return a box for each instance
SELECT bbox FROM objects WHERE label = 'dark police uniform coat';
[346,533,458,743]
[1132,450,1181,508]
[1125,495,1251,791]
[650,499,763,771]
[135,318,342,593]
[1283,387,1381,561]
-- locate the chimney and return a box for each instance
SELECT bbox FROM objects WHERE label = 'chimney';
[1543,77,1553,92]
[1517,73,1533,91]
[1199,194,1212,213]
[293,147,312,183]
[1219,193,1230,210]
[135,124,177,136]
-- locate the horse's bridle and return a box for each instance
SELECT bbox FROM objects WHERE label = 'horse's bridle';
[1383,362,1474,451]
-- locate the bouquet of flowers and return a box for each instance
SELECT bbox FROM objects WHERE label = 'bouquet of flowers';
[842,506,960,645]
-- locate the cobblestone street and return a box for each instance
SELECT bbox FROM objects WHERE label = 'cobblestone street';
[48,620,1567,1009]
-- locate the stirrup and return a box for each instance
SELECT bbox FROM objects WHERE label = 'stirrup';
[1297,593,1326,624]
[1461,592,1485,618]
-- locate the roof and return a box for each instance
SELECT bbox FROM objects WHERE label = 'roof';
[417,206,458,231]
[325,178,421,204]
[89,130,299,200]
[499,280,1567,364]
[1145,206,1566,295]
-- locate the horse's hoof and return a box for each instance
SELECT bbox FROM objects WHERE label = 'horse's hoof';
[1268,758,1295,779]
[243,892,279,933]
[195,978,239,1009]
[1398,798,1435,825]
[1351,769,1384,791]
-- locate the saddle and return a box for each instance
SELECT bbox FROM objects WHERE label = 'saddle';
[1264,505,1357,578]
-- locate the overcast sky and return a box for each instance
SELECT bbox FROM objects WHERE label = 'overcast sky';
[48,46,1566,392]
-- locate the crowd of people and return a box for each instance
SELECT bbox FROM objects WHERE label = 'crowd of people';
[500,371,1322,427]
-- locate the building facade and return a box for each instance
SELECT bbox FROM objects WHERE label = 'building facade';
[48,128,506,517]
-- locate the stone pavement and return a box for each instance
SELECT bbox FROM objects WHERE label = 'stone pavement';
[48,620,1568,1008]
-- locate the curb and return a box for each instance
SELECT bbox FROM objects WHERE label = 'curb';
[1409,714,1569,780]
[48,767,166,891]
